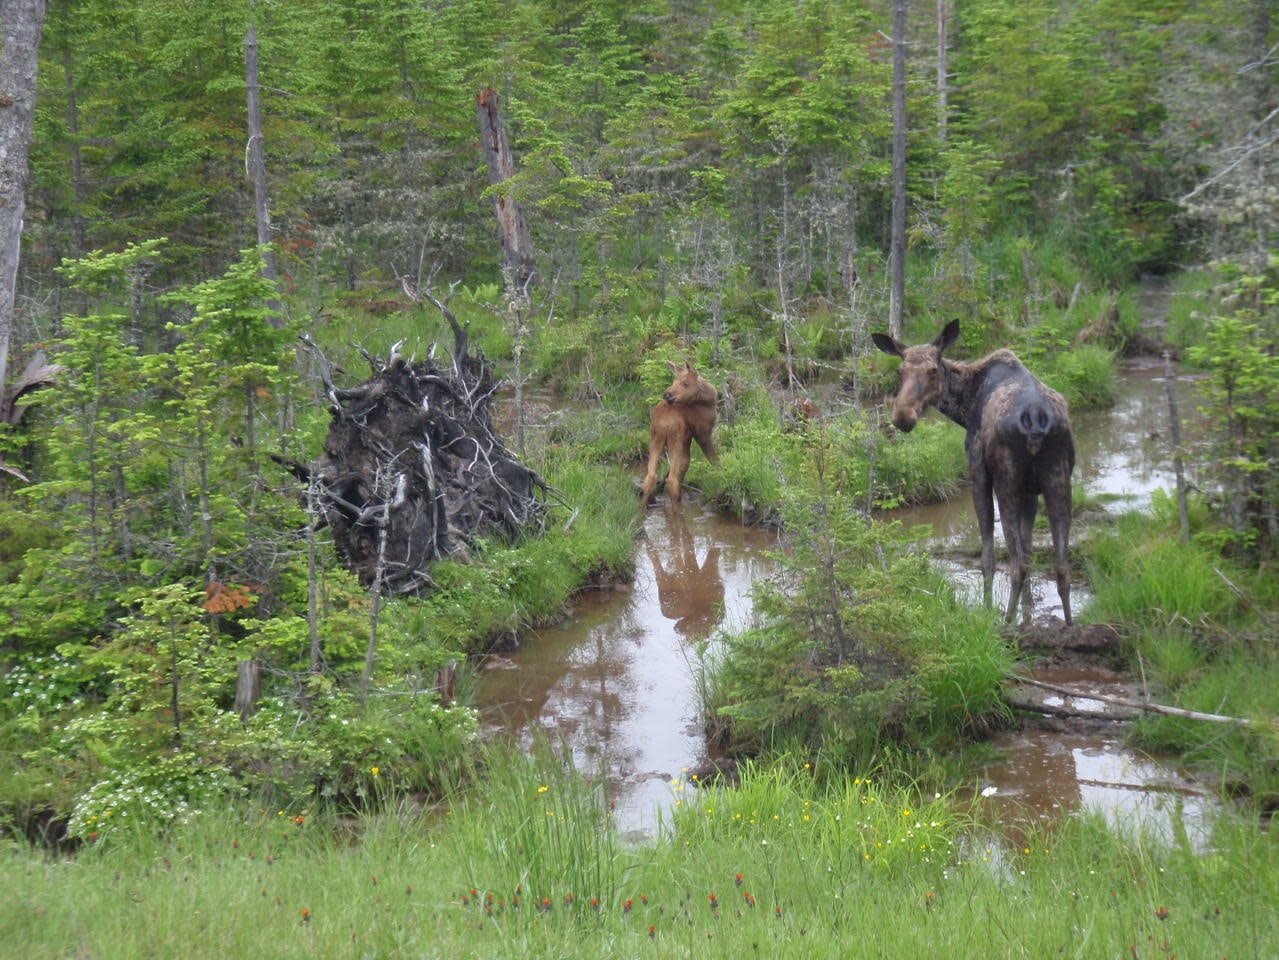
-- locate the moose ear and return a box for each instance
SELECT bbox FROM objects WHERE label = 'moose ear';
[935,319,960,354]
[667,360,681,375]
[871,332,903,358]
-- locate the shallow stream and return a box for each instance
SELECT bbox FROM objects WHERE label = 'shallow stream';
[477,364,1217,840]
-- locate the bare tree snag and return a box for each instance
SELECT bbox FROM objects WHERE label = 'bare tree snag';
[235,659,263,720]
[305,330,546,595]
[477,87,536,294]
[1,0,49,399]
[888,0,908,341]
[244,13,282,326]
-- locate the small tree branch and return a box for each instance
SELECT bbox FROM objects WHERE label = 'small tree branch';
[1009,673,1272,728]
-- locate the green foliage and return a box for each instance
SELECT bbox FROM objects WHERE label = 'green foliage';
[1085,517,1241,627]
[1165,268,1223,352]
[697,413,799,524]
[450,738,620,907]
[10,751,1279,960]
[66,753,244,843]
[871,416,967,507]
[1044,343,1119,410]
[1123,621,1279,809]
[1185,257,1279,559]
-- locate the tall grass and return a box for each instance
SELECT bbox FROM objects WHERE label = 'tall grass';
[1085,515,1240,627]
[6,749,1277,959]
[1086,509,1279,806]
[408,460,639,651]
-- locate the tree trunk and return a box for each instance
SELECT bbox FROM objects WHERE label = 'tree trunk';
[889,0,908,341]
[235,659,263,720]
[936,0,950,143]
[477,87,536,295]
[1164,351,1191,543]
[0,0,49,399]
[244,15,282,326]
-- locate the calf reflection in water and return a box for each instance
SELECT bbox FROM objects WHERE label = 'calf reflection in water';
[873,319,1075,625]
[645,505,725,640]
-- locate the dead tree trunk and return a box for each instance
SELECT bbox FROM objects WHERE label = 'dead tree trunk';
[477,87,536,295]
[235,659,263,720]
[888,0,908,341]
[244,14,282,326]
[0,0,49,398]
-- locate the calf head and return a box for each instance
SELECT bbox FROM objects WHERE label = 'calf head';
[662,361,712,407]
[871,319,960,432]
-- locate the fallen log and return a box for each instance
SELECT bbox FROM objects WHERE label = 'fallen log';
[1009,673,1272,728]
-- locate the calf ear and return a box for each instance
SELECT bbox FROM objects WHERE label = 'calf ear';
[871,332,903,357]
[667,360,681,375]
[935,319,960,354]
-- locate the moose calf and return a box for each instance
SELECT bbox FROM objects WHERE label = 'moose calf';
[641,361,719,506]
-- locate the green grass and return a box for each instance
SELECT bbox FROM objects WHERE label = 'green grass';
[1084,514,1242,628]
[5,746,1277,959]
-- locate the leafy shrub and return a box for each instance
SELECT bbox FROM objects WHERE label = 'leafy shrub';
[1046,343,1118,409]
[871,416,966,506]
[67,752,243,842]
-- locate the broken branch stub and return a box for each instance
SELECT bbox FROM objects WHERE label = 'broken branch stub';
[313,348,546,595]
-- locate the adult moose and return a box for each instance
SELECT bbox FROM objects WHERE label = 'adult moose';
[641,361,719,506]
[872,320,1075,625]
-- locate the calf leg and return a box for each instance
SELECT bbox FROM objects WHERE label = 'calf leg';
[641,438,665,507]
[694,430,720,466]
[666,440,692,503]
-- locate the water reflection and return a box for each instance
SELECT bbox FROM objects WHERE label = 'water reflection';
[1074,364,1204,508]
[646,504,725,640]
[475,504,775,837]
[978,732,1216,852]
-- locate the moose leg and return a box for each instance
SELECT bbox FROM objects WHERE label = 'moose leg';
[694,430,720,466]
[997,494,1028,625]
[1046,490,1073,625]
[1013,491,1039,625]
[971,472,997,612]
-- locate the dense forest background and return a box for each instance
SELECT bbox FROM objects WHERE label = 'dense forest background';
[14,0,1276,328]
[2,0,1278,842]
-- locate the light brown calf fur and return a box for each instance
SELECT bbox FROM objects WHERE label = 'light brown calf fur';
[641,362,719,506]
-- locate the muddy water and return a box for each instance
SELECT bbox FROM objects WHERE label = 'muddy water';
[476,366,1215,839]
[475,504,776,837]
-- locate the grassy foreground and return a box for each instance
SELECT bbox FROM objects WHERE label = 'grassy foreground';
[6,749,1277,959]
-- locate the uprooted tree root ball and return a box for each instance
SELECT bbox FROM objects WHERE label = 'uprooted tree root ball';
[307,341,547,595]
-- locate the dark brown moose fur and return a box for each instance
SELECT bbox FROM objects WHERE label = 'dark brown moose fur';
[642,362,720,506]
[872,319,1075,625]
